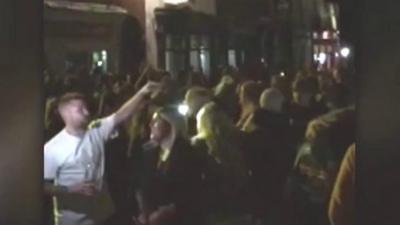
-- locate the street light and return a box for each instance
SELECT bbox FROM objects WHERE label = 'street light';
[340,47,351,58]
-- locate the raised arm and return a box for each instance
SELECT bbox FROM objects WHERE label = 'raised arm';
[113,81,161,127]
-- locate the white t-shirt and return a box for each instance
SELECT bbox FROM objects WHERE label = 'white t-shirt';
[44,114,116,225]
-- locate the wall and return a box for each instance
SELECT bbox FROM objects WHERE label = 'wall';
[69,0,216,68]
[191,0,216,15]
[0,0,43,224]
[357,1,400,224]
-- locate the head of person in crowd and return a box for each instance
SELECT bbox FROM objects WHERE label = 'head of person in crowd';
[241,87,289,133]
[236,80,264,128]
[112,80,122,95]
[271,74,291,100]
[149,106,188,147]
[57,92,91,133]
[184,86,213,118]
[213,75,240,120]
[292,76,318,107]
[238,80,263,109]
[194,102,244,172]
[318,74,335,96]
[260,88,286,113]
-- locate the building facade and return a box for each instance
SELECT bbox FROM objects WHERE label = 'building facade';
[289,0,342,73]
[44,0,144,76]
[144,0,219,80]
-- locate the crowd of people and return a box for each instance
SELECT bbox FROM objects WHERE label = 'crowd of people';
[44,65,356,225]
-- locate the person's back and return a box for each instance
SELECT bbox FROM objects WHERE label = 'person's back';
[288,76,324,145]
[241,89,294,221]
[192,102,248,210]
[287,106,356,225]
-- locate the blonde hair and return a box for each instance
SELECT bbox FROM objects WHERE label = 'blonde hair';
[184,86,212,116]
[195,102,246,175]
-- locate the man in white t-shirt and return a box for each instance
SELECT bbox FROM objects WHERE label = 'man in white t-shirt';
[44,82,160,225]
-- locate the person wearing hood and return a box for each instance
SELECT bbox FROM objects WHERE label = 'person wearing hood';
[134,106,205,225]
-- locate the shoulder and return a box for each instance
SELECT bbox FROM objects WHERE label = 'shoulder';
[89,114,116,128]
[44,130,64,152]
[88,118,103,130]
[44,131,68,162]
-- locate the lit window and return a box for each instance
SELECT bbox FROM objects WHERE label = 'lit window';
[322,31,329,39]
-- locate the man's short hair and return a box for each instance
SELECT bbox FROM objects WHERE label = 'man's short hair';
[240,80,263,104]
[57,92,87,111]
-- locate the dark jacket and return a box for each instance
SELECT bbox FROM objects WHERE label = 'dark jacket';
[243,109,294,215]
[287,101,324,145]
[136,137,205,225]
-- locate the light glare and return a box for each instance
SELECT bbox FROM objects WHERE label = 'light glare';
[340,47,351,58]
[178,104,189,116]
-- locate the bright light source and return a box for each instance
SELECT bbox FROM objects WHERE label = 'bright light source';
[322,31,329,39]
[178,104,189,116]
[318,53,327,64]
[97,61,103,66]
[163,0,189,5]
[335,52,340,57]
[280,72,285,77]
[101,50,107,56]
[340,47,351,58]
